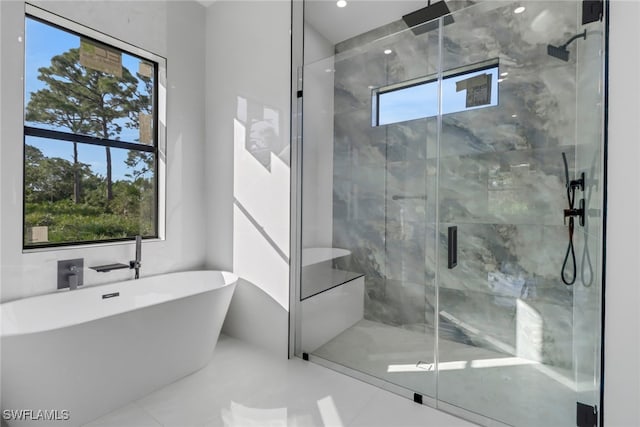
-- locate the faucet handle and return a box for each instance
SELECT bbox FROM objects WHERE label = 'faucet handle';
[68,273,78,290]
[58,258,83,290]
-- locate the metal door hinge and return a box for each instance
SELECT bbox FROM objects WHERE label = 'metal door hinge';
[577,402,598,427]
[582,0,603,25]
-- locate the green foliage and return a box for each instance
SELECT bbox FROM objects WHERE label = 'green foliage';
[24,143,156,246]
[24,144,93,203]
[26,48,140,139]
[125,151,154,180]
[25,200,154,246]
[25,47,146,202]
[23,42,156,247]
[24,173,156,246]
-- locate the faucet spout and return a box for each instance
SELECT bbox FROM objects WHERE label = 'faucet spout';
[129,235,142,279]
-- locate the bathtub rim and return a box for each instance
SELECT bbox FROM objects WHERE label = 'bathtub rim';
[1,269,238,338]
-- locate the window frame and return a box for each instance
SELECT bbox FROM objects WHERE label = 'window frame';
[372,58,500,127]
[22,4,167,250]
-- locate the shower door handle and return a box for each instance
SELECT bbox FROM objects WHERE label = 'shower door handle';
[448,226,457,269]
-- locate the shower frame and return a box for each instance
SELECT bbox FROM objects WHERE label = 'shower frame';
[288,1,609,425]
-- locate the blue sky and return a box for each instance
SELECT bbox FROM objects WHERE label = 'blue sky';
[25,18,151,181]
[378,67,499,126]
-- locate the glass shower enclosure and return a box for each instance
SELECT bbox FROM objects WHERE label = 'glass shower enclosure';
[293,1,605,425]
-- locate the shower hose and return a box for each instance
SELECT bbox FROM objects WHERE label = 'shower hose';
[561,152,577,286]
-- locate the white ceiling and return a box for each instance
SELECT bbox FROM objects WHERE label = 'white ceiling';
[305,0,429,45]
[196,0,217,8]
[196,0,445,46]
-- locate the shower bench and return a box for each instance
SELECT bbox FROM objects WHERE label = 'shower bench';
[300,248,364,352]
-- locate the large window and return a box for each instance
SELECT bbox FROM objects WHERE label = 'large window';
[23,8,163,249]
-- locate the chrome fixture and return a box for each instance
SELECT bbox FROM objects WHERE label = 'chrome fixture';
[90,263,129,272]
[68,265,79,290]
[130,235,142,279]
[402,0,454,35]
[89,235,142,279]
[561,152,585,286]
[57,258,84,290]
[547,29,587,62]
[391,194,427,201]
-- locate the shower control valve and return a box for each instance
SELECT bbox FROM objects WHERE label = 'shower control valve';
[57,258,84,290]
[569,172,585,191]
[563,199,585,227]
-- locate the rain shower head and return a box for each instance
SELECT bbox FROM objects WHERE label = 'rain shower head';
[547,29,587,61]
[402,1,454,36]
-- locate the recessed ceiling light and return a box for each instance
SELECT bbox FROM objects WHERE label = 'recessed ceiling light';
[497,78,505,83]
[500,72,509,77]
[337,0,347,8]
[511,114,518,118]
[384,49,393,55]
[514,6,526,14]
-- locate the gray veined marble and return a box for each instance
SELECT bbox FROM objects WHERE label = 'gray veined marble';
[301,1,603,425]
[325,0,603,376]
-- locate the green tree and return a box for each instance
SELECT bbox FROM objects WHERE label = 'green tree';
[24,144,46,202]
[24,144,75,202]
[25,48,139,203]
[25,75,91,203]
[124,66,155,181]
[25,144,98,204]
[125,150,154,180]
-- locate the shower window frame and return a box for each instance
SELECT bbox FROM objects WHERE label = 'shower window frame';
[22,5,167,250]
[372,59,500,127]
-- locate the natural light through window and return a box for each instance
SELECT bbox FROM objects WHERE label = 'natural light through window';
[373,62,499,126]
[387,357,538,373]
[23,12,163,248]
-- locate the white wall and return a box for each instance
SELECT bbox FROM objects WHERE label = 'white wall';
[205,1,291,357]
[605,1,640,425]
[0,1,638,423]
[0,0,207,302]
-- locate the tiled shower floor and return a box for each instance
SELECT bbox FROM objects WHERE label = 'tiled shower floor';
[313,320,593,427]
[83,334,474,427]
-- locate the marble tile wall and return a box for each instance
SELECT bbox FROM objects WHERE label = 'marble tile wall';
[330,0,603,370]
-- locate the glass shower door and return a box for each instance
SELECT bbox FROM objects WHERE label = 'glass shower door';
[296,1,605,424]
[298,3,441,400]
[435,1,604,425]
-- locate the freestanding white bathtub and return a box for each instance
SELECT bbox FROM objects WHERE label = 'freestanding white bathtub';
[0,270,238,426]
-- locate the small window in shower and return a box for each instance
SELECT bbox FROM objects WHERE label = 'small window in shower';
[372,60,499,126]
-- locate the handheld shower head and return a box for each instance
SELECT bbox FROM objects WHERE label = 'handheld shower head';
[561,152,569,187]
[547,29,587,61]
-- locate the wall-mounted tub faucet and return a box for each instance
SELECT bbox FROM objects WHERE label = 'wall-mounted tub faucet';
[89,235,142,279]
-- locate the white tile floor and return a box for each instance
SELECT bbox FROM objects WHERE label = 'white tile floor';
[313,320,580,427]
[84,335,475,427]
